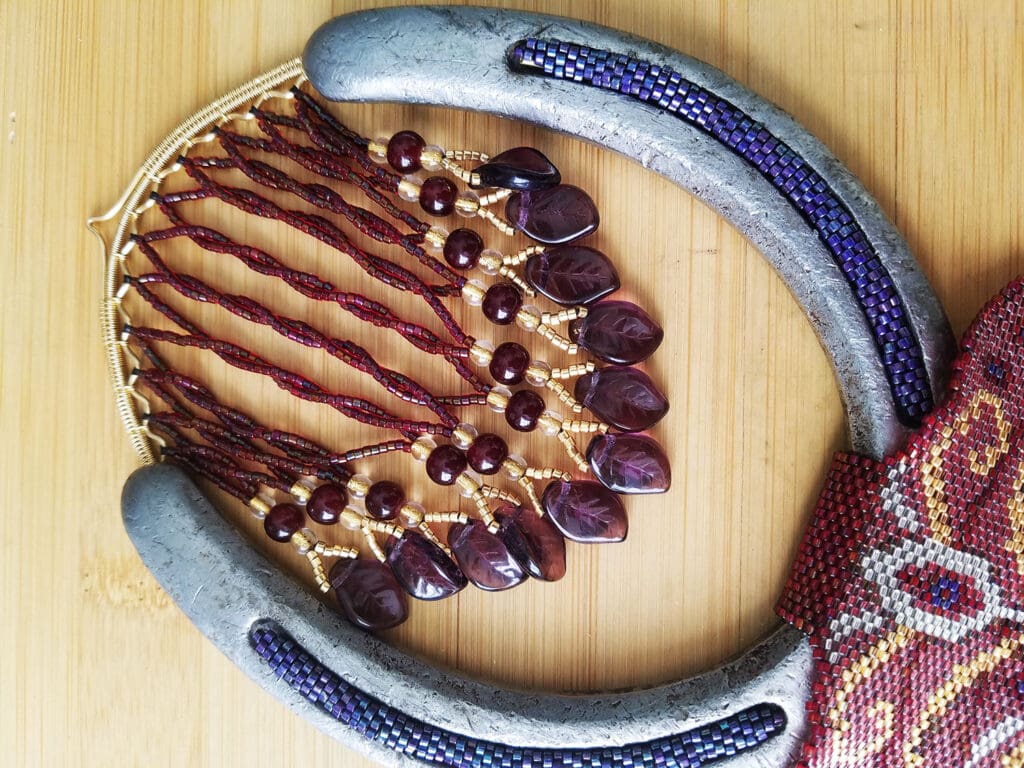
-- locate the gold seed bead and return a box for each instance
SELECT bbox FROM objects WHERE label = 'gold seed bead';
[478,485,522,506]
[477,206,516,236]
[497,266,536,297]
[346,474,371,498]
[315,543,358,559]
[469,339,495,366]
[545,379,584,412]
[439,156,476,184]
[424,226,448,251]
[340,507,364,531]
[362,527,387,562]
[541,307,587,326]
[556,430,590,472]
[411,435,436,461]
[477,188,512,207]
[424,511,469,524]
[524,466,573,481]
[503,246,544,267]
[561,419,609,434]
[536,323,579,353]
[486,387,510,412]
[399,501,425,527]
[416,523,452,556]
[517,477,546,517]
[515,305,543,332]
[462,279,486,306]
[366,519,403,538]
[445,149,490,162]
[247,496,272,520]
[550,362,596,380]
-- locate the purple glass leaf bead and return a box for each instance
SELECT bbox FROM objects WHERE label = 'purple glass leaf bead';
[586,433,671,495]
[575,366,669,432]
[496,503,567,581]
[570,300,664,364]
[472,147,561,191]
[541,480,627,543]
[329,559,408,631]
[505,184,599,245]
[448,518,527,592]
[386,531,468,601]
[524,246,621,306]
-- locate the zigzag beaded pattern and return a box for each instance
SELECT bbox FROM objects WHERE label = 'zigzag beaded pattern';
[249,622,786,767]
[777,277,1024,766]
[508,38,931,425]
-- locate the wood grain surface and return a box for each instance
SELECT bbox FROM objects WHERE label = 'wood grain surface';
[2,1,1021,766]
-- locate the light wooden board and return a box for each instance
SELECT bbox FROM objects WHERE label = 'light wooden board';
[1,1,1021,765]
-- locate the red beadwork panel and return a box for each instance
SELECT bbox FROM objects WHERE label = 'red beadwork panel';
[779,278,1024,767]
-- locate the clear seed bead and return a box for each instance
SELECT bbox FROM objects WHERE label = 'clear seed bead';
[399,501,425,527]
[452,422,479,449]
[293,528,317,553]
[525,360,552,386]
[347,475,372,498]
[478,249,503,276]
[368,136,390,164]
[504,454,528,479]
[424,225,449,253]
[516,304,543,331]
[469,339,495,366]
[487,385,512,412]
[539,410,564,437]
[397,174,423,202]
[456,470,482,498]
[455,190,480,218]
[340,507,364,531]
[462,278,486,306]
[411,435,437,461]
[249,494,275,520]
[421,144,445,171]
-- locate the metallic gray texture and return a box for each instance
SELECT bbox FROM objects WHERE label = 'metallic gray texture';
[123,463,812,768]
[120,7,961,767]
[303,5,956,459]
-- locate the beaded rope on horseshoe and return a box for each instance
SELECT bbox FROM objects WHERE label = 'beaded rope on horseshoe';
[95,61,671,632]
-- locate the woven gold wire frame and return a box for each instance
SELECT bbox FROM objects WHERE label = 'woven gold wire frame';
[88,58,305,466]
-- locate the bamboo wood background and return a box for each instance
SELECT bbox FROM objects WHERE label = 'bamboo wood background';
[1,1,1022,766]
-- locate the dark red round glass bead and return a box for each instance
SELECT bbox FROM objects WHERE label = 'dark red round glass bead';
[365,480,405,521]
[386,130,425,173]
[264,503,305,542]
[505,390,545,432]
[481,282,523,325]
[443,228,484,270]
[466,433,508,475]
[425,444,468,485]
[488,342,531,385]
[419,176,458,216]
[306,483,346,525]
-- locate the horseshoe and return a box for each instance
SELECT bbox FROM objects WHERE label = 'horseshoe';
[115,7,956,767]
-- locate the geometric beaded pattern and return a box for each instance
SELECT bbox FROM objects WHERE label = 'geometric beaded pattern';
[508,38,932,425]
[777,277,1024,766]
[249,622,786,767]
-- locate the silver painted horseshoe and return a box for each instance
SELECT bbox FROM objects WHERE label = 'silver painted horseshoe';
[117,6,956,768]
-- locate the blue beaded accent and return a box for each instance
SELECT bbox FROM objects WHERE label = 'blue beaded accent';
[250,623,786,766]
[508,38,933,425]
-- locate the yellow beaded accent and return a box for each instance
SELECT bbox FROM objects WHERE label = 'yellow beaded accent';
[470,490,500,532]
[545,378,584,412]
[536,323,579,353]
[503,246,544,267]
[314,543,358,559]
[541,307,587,326]
[501,457,526,479]
[455,471,481,496]
[461,281,486,305]
[486,388,510,411]
[549,362,596,380]
[517,476,546,517]
[397,177,421,199]
[515,306,542,332]
[561,419,608,434]
[476,206,516,236]
[524,466,572,481]
[478,485,521,506]
[424,511,469,524]
[346,475,371,497]
[424,226,448,250]
[557,430,590,472]
[289,481,312,503]
[361,526,387,563]
[476,188,513,207]
[366,137,387,157]
[248,496,272,518]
